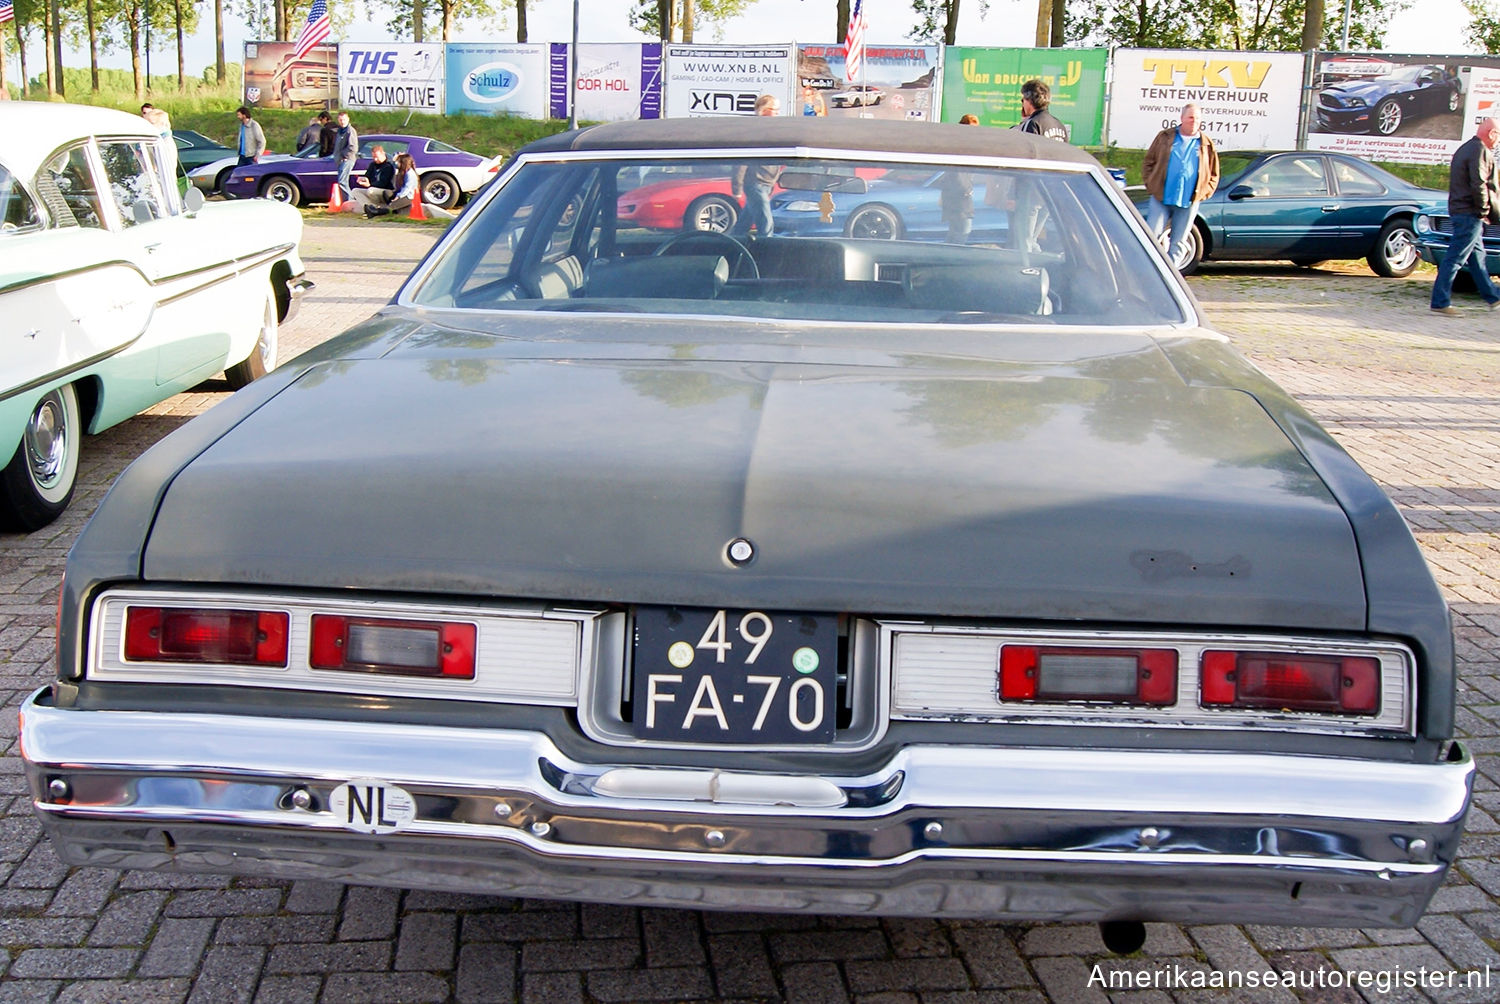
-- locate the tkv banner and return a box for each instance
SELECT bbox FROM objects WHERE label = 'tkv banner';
[445,43,551,119]
[941,47,1107,144]
[552,43,663,122]
[663,44,796,117]
[339,43,445,113]
[797,44,940,121]
[1110,48,1305,151]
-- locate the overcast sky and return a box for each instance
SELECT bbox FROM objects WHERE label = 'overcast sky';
[17,0,1480,82]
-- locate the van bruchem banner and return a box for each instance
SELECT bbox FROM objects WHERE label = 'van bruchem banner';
[1109,48,1304,151]
[798,44,940,121]
[445,43,551,119]
[941,47,1106,144]
[663,44,796,117]
[340,43,445,113]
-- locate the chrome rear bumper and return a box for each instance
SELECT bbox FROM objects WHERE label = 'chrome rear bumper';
[20,688,1473,926]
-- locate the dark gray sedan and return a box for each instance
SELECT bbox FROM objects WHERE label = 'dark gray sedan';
[21,119,1470,946]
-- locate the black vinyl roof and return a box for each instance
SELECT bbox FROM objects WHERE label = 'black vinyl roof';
[518,117,1101,168]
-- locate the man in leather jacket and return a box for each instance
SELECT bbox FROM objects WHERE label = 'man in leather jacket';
[1431,118,1500,313]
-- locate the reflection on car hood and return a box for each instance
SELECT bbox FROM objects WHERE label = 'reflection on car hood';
[1323,78,1403,99]
[142,315,1365,630]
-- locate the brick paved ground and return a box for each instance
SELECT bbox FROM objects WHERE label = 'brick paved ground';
[0,218,1497,1002]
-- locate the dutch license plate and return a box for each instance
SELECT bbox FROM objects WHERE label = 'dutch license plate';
[631,606,838,743]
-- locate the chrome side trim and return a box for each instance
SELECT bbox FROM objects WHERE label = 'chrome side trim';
[886,622,1417,737]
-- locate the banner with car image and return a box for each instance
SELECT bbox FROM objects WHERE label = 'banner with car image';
[797,44,941,121]
[1107,48,1304,152]
[340,44,445,114]
[1307,53,1489,165]
[445,44,551,119]
[243,41,338,111]
[940,47,1107,144]
[663,44,796,117]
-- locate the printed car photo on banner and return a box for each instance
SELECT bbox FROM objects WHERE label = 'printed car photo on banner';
[797,45,940,121]
[244,41,338,110]
[445,44,551,120]
[553,43,662,123]
[940,48,1106,145]
[1107,48,1303,151]
[339,43,445,114]
[1308,53,1480,165]
[662,44,795,117]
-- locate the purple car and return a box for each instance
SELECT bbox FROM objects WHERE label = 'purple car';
[222,133,500,209]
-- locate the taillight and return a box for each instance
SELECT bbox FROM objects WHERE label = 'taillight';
[124,607,289,666]
[999,646,1178,705]
[1201,651,1380,715]
[309,615,476,679]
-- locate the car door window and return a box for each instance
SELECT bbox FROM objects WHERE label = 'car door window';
[361,140,408,158]
[1331,160,1386,196]
[1244,156,1329,198]
[39,146,106,229]
[98,141,170,227]
[0,163,42,233]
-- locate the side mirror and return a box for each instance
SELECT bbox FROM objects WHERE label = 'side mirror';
[183,187,206,213]
[1228,185,1255,201]
[131,201,155,223]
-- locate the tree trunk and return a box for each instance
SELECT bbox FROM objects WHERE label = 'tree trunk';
[837,0,849,43]
[944,0,959,46]
[1051,0,1064,46]
[88,0,101,91]
[130,2,144,100]
[442,0,453,41]
[681,0,694,42]
[16,20,28,99]
[215,0,225,82]
[51,0,64,95]
[1034,0,1052,46]
[274,0,285,41]
[1302,0,1324,51]
[657,0,670,40]
[414,0,424,41]
[175,0,186,89]
[516,0,526,42]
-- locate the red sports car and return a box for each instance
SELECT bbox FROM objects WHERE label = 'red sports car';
[617,171,744,232]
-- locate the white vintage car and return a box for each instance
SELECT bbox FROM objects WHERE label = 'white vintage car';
[0,103,310,532]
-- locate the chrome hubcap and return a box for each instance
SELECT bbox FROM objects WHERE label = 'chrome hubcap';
[258,296,278,370]
[25,393,67,490]
[1386,230,1417,270]
[696,203,733,232]
[1379,105,1400,133]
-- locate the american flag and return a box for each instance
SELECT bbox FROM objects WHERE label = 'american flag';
[292,0,331,60]
[0,0,14,25]
[844,0,866,82]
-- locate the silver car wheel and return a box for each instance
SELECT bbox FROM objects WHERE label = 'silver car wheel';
[225,290,278,390]
[1375,100,1403,136]
[24,389,75,502]
[1384,228,1418,272]
[685,195,737,233]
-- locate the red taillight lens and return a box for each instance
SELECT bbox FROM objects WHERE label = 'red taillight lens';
[1200,651,1380,715]
[309,615,476,679]
[124,607,289,666]
[999,646,1178,705]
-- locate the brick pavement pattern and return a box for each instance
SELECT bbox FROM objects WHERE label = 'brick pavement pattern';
[1,218,1497,1002]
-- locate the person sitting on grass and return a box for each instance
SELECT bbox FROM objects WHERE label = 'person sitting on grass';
[363,153,455,220]
[349,145,397,214]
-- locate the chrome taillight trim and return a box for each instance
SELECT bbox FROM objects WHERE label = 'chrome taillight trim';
[89,588,598,706]
[885,622,1415,737]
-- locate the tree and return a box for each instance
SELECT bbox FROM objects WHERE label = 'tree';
[628,0,754,41]
[909,0,989,45]
[1464,0,1500,53]
[1064,0,1404,51]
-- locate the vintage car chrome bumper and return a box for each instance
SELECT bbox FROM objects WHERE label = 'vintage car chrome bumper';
[20,688,1473,926]
[281,275,314,326]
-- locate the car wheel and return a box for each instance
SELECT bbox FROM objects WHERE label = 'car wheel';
[1290,258,1327,268]
[846,204,902,240]
[259,176,302,205]
[214,167,234,196]
[420,171,460,210]
[280,86,293,109]
[1369,218,1420,277]
[1,384,80,532]
[1374,98,1403,136]
[1449,89,1461,113]
[1159,225,1204,275]
[684,194,738,233]
[225,289,278,390]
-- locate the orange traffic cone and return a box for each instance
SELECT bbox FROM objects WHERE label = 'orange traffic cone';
[327,181,345,213]
[408,182,426,221]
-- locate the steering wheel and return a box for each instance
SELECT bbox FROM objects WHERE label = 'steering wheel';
[652,230,760,279]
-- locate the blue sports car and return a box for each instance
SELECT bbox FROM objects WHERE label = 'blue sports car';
[771,169,1010,241]
[1316,65,1461,137]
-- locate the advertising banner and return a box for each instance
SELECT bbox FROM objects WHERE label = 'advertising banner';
[549,43,663,123]
[797,44,940,121]
[1306,53,1493,165]
[1108,48,1304,151]
[445,44,551,119]
[339,43,445,114]
[941,47,1107,144]
[243,41,338,111]
[663,44,796,117]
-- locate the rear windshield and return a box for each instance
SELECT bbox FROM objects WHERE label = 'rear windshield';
[410,155,1186,326]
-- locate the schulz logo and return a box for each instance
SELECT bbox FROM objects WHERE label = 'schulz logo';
[463,62,524,104]
[689,90,758,113]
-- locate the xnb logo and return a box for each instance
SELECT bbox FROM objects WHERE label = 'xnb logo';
[346,50,397,75]
[690,91,758,113]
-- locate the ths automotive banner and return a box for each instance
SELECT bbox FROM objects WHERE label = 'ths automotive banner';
[1306,52,1487,165]
[663,44,796,117]
[1108,48,1304,152]
[798,44,940,121]
[551,43,662,122]
[445,44,550,119]
[941,47,1107,144]
[339,43,444,113]
[243,41,337,111]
